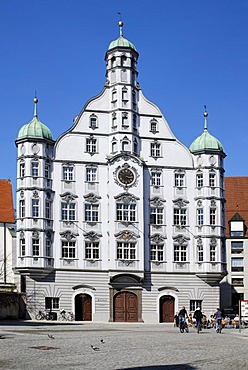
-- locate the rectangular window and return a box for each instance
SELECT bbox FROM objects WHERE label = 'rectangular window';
[209,173,216,187]
[85,204,99,222]
[116,203,136,222]
[232,278,244,286]
[32,199,39,218]
[62,240,76,259]
[45,163,51,179]
[150,244,164,261]
[231,257,244,272]
[197,208,204,226]
[174,208,187,226]
[32,162,39,177]
[210,245,216,262]
[90,116,97,129]
[197,245,203,262]
[86,167,97,182]
[46,240,51,257]
[190,300,202,312]
[63,166,73,181]
[32,239,39,256]
[133,114,137,130]
[150,142,161,157]
[122,113,128,127]
[45,297,59,310]
[150,207,163,225]
[20,239,25,256]
[210,208,216,225]
[45,201,51,219]
[61,202,76,221]
[20,162,25,178]
[175,173,185,187]
[86,138,97,153]
[174,245,187,262]
[19,199,25,218]
[151,172,161,186]
[196,173,203,188]
[150,120,157,132]
[117,242,136,260]
[85,241,99,259]
[231,241,243,254]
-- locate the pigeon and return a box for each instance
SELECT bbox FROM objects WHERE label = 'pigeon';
[91,345,100,351]
[48,334,55,339]
[100,339,105,344]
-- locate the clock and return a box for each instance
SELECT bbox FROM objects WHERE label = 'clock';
[118,168,135,185]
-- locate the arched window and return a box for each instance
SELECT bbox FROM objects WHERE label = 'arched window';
[89,114,98,129]
[150,119,158,133]
[111,56,116,68]
[112,138,117,153]
[121,55,127,66]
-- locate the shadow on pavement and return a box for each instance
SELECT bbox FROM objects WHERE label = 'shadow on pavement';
[120,365,196,370]
[0,320,84,327]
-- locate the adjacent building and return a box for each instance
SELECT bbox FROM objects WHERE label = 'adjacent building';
[15,22,226,322]
[0,180,16,291]
[221,177,248,313]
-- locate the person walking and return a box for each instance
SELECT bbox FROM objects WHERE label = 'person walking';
[178,306,189,332]
[193,307,203,333]
[214,308,223,333]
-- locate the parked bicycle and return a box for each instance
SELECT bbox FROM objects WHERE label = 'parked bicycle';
[58,309,74,321]
[35,310,55,320]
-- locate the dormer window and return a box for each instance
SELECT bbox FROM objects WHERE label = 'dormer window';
[89,114,98,129]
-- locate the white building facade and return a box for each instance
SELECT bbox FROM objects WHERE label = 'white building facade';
[15,23,226,322]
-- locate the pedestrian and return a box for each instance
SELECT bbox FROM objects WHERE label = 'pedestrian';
[193,307,203,333]
[213,308,222,333]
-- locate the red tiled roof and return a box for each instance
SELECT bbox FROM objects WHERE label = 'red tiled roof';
[225,177,248,237]
[0,180,15,223]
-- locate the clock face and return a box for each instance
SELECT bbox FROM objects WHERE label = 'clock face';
[118,168,135,185]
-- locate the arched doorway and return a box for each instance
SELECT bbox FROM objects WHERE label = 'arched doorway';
[75,293,92,321]
[160,295,175,323]
[114,292,138,322]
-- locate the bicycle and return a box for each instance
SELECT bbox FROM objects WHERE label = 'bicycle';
[179,316,189,333]
[58,309,74,321]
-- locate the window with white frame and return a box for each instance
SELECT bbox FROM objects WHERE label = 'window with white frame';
[85,204,99,222]
[19,199,25,218]
[117,242,136,260]
[150,119,158,133]
[63,166,74,181]
[89,114,98,129]
[150,142,161,157]
[112,140,117,153]
[133,139,138,155]
[174,245,187,262]
[122,88,128,101]
[32,239,39,256]
[209,172,216,187]
[174,208,187,226]
[62,240,76,259]
[20,239,25,256]
[45,200,51,219]
[61,202,76,221]
[231,257,244,272]
[112,112,117,128]
[190,300,202,311]
[45,297,59,310]
[121,138,130,151]
[31,161,39,177]
[32,199,39,218]
[151,171,161,186]
[116,203,136,222]
[133,114,137,130]
[46,239,51,257]
[210,245,216,262]
[86,167,97,182]
[196,172,203,188]
[45,162,51,179]
[150,207,163,225]
[197,244,203,262]
[20,162,25,178]
[175,173,185,187]
[150,244,164,262]
[86,137,97,154]
[197,208,204,226]
[85,241,99,259]
[121,55,127,66]
[112,89,117,101]
[231,241,243,254]
[210,208,216,225]
[122,112,128,127]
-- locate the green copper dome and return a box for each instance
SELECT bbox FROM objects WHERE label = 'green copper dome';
[189,113,224,153]
[108,21,136,51]
[17,99,53,141]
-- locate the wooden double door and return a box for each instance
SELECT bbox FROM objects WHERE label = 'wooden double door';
[75,293,92,321]
[114,292,138,322]
[160,295,175,323]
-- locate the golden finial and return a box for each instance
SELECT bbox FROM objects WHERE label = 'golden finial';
[34,97,38,104]
[118,12,123,36]
[119,20,123,27]
[203,105,208,117]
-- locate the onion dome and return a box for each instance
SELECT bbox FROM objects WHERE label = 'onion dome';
[189,110,224,153]
[108,20,136,51]
[17,98,53,141]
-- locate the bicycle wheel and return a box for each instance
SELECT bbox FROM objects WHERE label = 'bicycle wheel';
[35,314,42,320]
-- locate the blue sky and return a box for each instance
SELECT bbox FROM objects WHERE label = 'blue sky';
[1,0,248,195]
